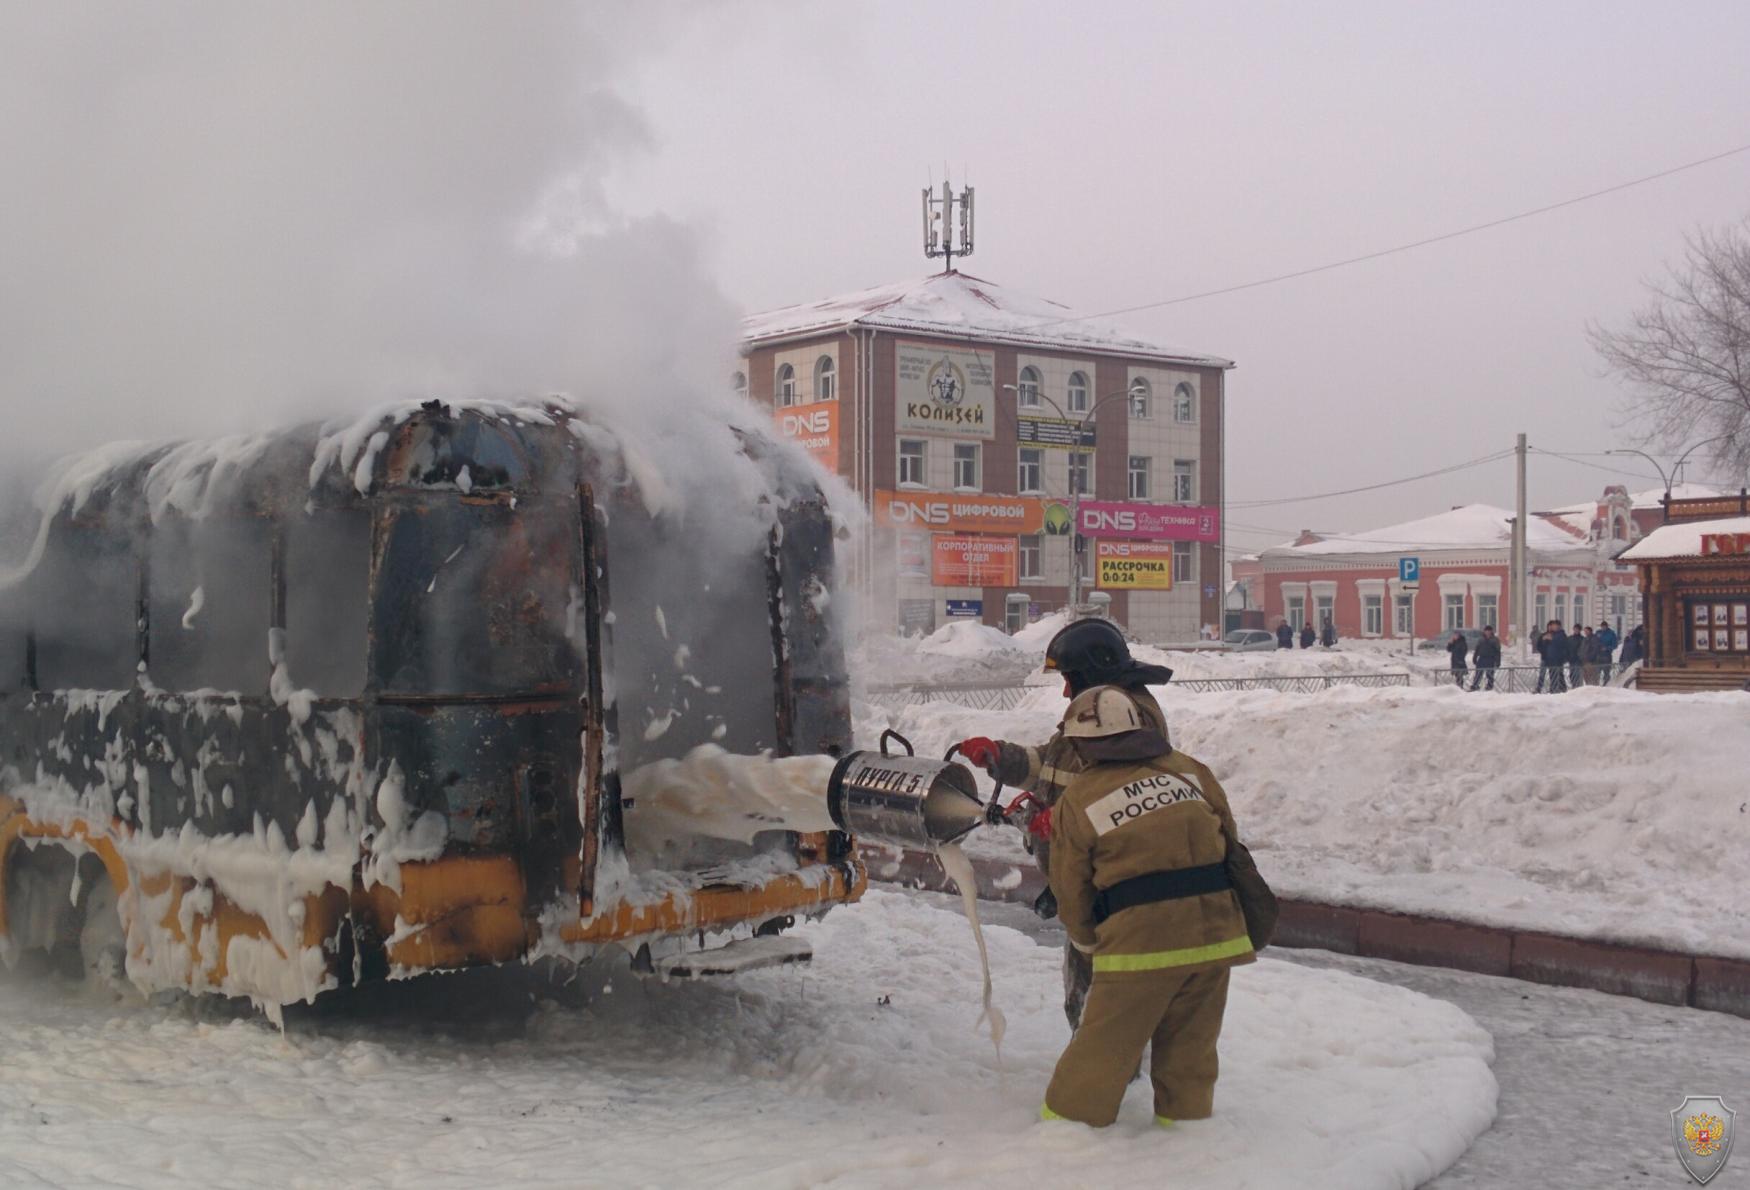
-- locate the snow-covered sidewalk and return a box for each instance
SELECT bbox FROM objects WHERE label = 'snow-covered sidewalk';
[861,682,1750,961]
[0,889,1495,1189]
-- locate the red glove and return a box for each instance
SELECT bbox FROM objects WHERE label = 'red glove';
[1026,804,1053,843]
[956,737,1001,771]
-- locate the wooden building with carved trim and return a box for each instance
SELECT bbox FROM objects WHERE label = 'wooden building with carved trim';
[1619,491,1750,693]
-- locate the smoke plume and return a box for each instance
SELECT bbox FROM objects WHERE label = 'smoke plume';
[0,2,739,513]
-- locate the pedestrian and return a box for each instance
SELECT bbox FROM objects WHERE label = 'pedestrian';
[1594,621,1619,683]
[1036,684,1261,1128]
[954,618,1175,1033]
[1275,620,1293,650]
[1446,630,1468,686]
[1579,626,1601,685]
[1319,617,1337,648]
[1299,623,1315,649]
[1620,623,1645,667]
[1535,620,1568,693]
[1469,624,1501,690]
[1566,624,1586,690]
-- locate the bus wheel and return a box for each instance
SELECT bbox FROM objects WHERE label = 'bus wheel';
[2,843,80,974]
[74,859,129,993]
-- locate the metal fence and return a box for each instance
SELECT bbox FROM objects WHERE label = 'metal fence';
[862,663,1640,707]
[1412,662,1640,693]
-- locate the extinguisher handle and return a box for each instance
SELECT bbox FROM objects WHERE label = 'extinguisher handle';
[878,728,914,757]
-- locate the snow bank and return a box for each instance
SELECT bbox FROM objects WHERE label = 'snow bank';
[860,684,1750,958]
[854,623,1451,690]
[0,889,1494,1189]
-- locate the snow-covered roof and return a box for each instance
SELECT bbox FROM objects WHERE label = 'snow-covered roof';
[1262,503,1591,558]
[1619,514,1750,562]
[1548,482,1728,517]
[739,270,1233,367]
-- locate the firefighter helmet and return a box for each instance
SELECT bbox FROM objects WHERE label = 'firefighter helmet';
[1043,618,1172,688]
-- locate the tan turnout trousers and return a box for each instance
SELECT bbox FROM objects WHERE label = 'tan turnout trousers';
[1043,966,1230,1127]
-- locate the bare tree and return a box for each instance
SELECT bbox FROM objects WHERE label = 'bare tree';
[1589,219,1750,482]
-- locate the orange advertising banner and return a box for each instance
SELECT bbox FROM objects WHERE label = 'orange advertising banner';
[932,535,1018,587]
[773,403,839,473]
[876,490,1048,535]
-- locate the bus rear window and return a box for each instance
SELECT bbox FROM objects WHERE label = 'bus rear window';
[385,418,527,492]
[371,500,582,697]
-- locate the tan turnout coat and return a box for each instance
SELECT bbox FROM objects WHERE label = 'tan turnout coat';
[1048,746,1255,978]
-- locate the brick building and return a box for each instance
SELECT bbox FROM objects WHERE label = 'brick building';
[737,270,1232,641]
[1243,484,1733,645]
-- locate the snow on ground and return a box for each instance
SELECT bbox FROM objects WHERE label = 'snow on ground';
[0,889,1494,1190]
[854,614,1453,689]
[859,680,1750,959]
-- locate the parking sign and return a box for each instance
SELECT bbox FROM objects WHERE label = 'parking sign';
[1399,556,1420,590]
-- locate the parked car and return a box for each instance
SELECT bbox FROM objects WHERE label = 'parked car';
[1223,628,1280,652]
[1420,627,1486,653]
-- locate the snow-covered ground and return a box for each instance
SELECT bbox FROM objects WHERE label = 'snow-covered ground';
[0,889,1495,1190]
[854,613,1456,688]
[858,672,1750,959]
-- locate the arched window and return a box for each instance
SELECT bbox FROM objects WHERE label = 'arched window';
[1129,377,1151,419]
[1173,381,1195,423]
[814,355,836,401]
[1017,365,1042,409]
[775,363,796,408]
[1067,371,1089,414]
[732,371,747,397]
[1613,515,1628,541]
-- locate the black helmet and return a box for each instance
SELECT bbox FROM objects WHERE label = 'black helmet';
[1043,618,1172,691]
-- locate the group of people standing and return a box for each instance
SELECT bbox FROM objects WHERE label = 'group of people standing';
[1274,617,1338,650]
[1444,620,1645,691]
[1529,620,1643,693]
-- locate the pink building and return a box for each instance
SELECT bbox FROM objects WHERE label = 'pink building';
[1255,493,1649,645]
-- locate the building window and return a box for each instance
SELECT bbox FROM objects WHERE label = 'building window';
[1363,594,1383,636]
[1286,594,1306,631]
[1554,592,1568,625]
[1395,594,1413,636]
[1129,378,1151,419]
[1172,540,1194,584]
[1476,593,1499,630]
[1172,459,1196,503]
[1127,456,1150,500]
[1018,447,1044,494]
[1444,593,1466,630]
[1315,594,1334,629]
[1019,534,1042,580]
[1612,516,1627,540]
[1017,366,1042,409]
[1535,592,1549,628]
[1068,451,1091,496]
[898,439,926,487]
[732,371,747,397]
[1067,371,1089,414]
[1173,382,1195,423]
[1573,590,1588,622]
[952,442,979,490]
[814,355,836,401]
[776,363,796,408]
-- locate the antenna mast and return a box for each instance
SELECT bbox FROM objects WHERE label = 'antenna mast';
[922,175,975,273]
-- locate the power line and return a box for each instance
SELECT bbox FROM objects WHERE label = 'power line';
[1527,446,1735,489]
[1229,449,1514,509]
[1030,139,1750,327]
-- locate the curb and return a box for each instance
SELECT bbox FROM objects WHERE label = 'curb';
[861,845,1750,1020]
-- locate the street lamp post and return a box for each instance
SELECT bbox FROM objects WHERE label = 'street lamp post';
[1608,435,1731,521]
[1002,380,1147,615]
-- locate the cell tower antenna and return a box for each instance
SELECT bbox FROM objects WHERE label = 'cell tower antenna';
[922,173,974,274]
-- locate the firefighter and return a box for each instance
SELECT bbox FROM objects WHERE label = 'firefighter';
[1038,684,1255,1128]
[955,618,1173,1029]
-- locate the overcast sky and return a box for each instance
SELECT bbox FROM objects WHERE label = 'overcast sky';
[4,2,1748,555]
[611,1,1750,549]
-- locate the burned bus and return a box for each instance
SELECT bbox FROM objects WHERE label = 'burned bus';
[0,398,862,1013]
